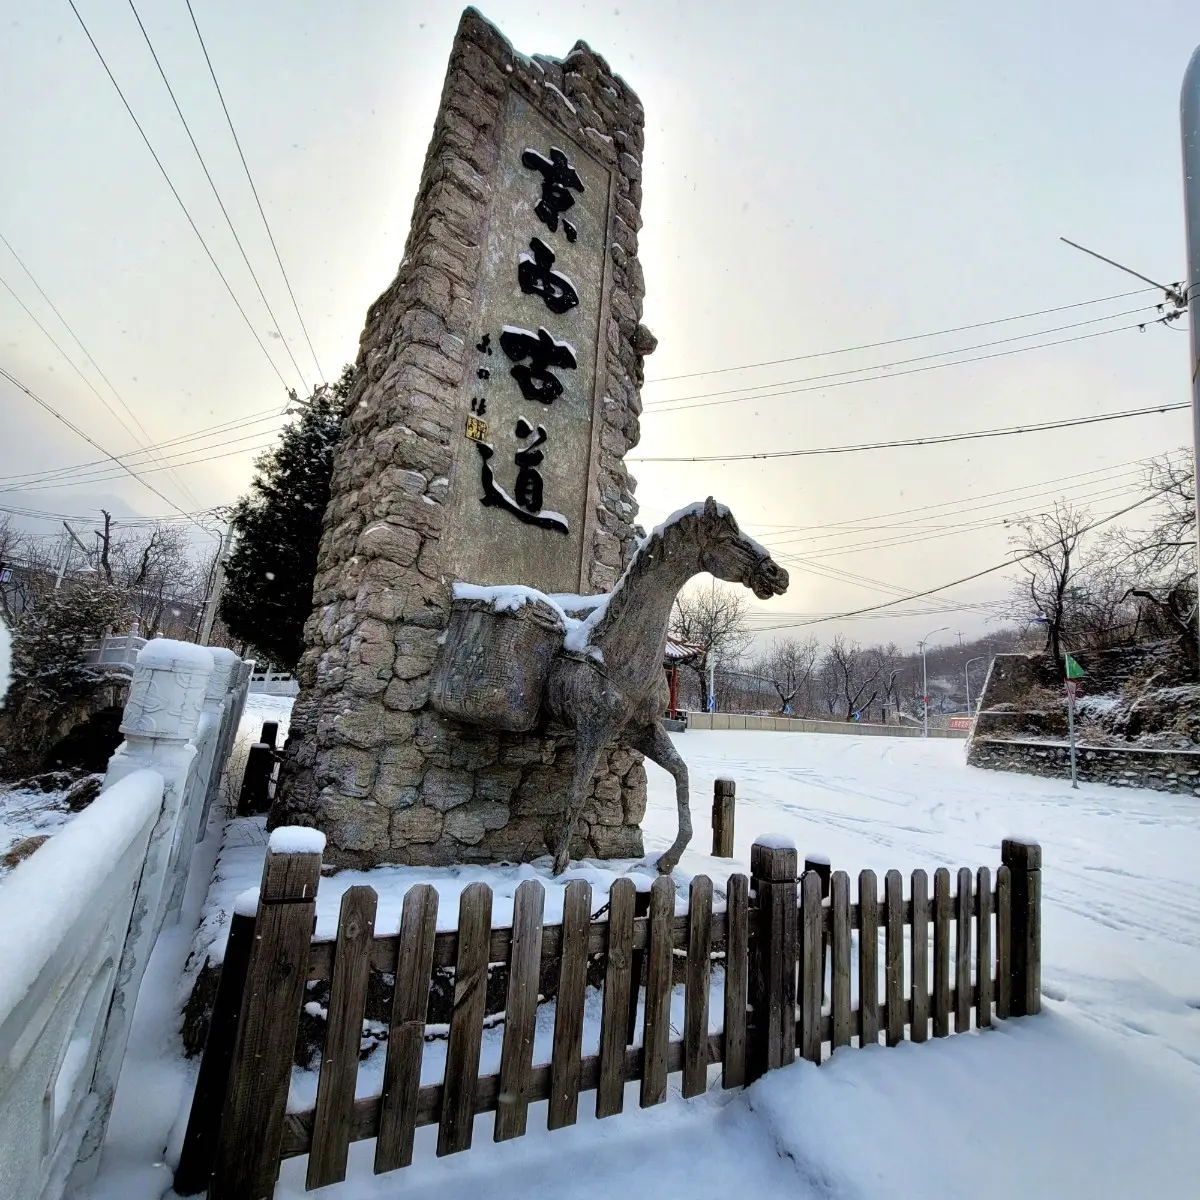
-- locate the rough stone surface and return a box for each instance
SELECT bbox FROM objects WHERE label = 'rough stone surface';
[272,8,654,867]
[969,738,1200,794]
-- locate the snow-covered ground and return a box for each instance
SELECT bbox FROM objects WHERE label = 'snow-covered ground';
[85,721,1200,1199]
[0,779,81,871]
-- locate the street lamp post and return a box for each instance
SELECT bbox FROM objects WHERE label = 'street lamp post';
[965,655,989,715]
[918,627,949,737]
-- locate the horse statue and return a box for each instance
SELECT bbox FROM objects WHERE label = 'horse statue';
[431,498,789,875]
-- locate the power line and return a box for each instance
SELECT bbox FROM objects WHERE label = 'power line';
[66,0,292,393]
[741,452,1182,540]
[645,303,1160,409]
[752,487,1173,632]
[643,288,1159,385]
[0,237,202,510]
[645,314,1180,416]
[0,362,216,536]
[12,437,277,494]
[124,0,310,393]
[631,402,1189,463]
[0,407,284,487]
[183,0,325,383]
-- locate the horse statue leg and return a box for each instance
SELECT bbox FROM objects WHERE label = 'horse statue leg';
[628,721,692,875]
[550,718,610,876]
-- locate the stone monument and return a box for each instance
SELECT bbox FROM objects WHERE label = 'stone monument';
[272,8,658,867]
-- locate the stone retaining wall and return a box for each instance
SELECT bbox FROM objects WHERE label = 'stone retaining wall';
[969,737,1200,796]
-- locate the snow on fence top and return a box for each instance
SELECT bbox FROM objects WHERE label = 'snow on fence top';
[0,769,163,1025]
[136,637,216,672]
[268,826,327,856]
[755,832,797,850]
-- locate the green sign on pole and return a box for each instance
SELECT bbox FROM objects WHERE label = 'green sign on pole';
[1064,653,1085,681]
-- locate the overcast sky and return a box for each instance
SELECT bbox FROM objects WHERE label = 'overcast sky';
[1,1,1197,652]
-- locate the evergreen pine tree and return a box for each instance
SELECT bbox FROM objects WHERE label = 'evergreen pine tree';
[220,366,355,671]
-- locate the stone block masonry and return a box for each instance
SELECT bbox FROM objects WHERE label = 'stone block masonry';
[272,8,655,868]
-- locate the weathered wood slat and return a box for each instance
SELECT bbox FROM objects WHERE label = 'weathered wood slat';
[597,879,635,1118]
[683,875,714,1098]
[308,886,378,1190]
[640,876,675,1106]
[494,879,544,1141]
[752,843,798,1077]
[799,871,823,1064]
[933,867,952,1037]
[374,885,438,1173]
[857,869,879,1048]
[955,867,973,1034]
[280,1032,728,1159]
[437,883,492,1157]
[910,869,929,1044]
[548,879,591,1130]
[210,849,320,1200]
[830,871,852,1050]
[722,872,749,1089]
[173,910,256,1197]
[996,864,1012,1020]
[976,866,993,1028]
[884,869,904,1047]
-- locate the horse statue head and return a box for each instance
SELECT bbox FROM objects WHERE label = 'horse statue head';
[692,496,790,600]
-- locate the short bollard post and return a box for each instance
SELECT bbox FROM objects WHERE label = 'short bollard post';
[238,743,275,815]
[1002,839,1041,1016]
[748,838,797,1080]
[712,779,736,857]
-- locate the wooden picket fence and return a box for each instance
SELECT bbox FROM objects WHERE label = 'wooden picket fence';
[175,834,1042,1199]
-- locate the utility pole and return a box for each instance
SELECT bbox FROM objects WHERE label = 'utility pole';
[1181,43,1200,674]
[199,520,234,647]
[54,521,90,590]
[918,626,949,736]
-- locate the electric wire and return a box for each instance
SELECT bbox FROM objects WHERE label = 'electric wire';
[66,0,293,393]
[0,362,217,535]
[124,0,309,392]
[183,0,325,383]
[632,401,1189,463]
[643,316,1182,417]
[643,288,1162,384]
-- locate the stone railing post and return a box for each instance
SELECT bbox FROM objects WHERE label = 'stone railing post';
[748,837,797,1081]
[165,647,241,920]
[1001,838,1042,1017]
[71,639,214,1186]
[200,658,252,828]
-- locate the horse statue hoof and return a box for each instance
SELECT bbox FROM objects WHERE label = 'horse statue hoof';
[552,848,571,876]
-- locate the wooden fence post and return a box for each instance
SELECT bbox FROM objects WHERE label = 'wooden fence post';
[1002,839,1041,1016]
[712,779,735,857]
[210,831,323,1200]
[173,905,256,1196]
[749,839,797,1080]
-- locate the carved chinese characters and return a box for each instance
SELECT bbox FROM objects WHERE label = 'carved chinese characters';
[442,90,613,593]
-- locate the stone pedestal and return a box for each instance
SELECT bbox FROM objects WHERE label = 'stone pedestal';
[273,8,653,868]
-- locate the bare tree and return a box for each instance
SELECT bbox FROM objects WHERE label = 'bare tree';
[826,635,886,721]
[669,579,752,707]
[1010,500,1089,664]
[1112,452,1197,666]
[757,636,819,713]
